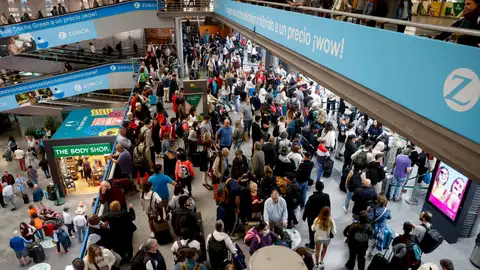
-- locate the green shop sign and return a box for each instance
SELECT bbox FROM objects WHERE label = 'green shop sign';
[53,143,112,157]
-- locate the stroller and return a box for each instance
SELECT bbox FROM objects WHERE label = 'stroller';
[2,146,12,162]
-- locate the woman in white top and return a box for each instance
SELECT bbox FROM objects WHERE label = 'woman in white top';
[141,182,163,237]
[321,122,336,151]
[83,244,116,270]
[311,206,336,267]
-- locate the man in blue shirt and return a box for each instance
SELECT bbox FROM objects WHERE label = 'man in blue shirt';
[215,119,233,150]
[148,164,177,206]
[10,230,32,267]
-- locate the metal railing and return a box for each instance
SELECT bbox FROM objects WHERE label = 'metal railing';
[78,59,139,260]
[158,0,213,12]
[388,170,431,205]
[244,0,480,37]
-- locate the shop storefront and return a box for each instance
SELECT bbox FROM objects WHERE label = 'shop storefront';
[43,108,124,196]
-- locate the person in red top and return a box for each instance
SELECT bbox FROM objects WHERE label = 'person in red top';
[175,150,195,196]
[216,75,223,90]
[172,91,179,119]
[316,139,331,182]
[130,92,139,113]
[99,180,127,208]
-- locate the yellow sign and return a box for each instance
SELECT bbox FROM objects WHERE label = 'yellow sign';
[91,109,113,116]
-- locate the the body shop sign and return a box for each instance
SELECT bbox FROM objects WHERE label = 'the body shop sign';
[53,143,111,157]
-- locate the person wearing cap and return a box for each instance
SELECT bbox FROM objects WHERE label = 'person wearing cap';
[73,208,88,243]
[10,230,32,266]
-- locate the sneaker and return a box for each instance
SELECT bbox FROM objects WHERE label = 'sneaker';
[56,251,60,254]
[319,262,325,268]
[71,235,76,239]
[65,251,69,255]
[11,208,16,211]
[343,206,348,213]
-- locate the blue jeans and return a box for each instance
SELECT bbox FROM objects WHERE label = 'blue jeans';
[389,175,407,200]
[344,191,353,209]
[34,228,44,241]
[76,226,87,243]
[299,182,308,208]
[221,96,233,111]
[233,95,240,112]
[243,119,253,135]
[316,160,324,181]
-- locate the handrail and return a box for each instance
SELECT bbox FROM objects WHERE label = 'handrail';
[243,0,480,37]
[78,61,139,260]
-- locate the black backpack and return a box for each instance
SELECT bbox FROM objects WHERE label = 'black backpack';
[175,239,196,263]
[419,225,444,253]
[286,181,301,207]
[131,248,147,270]
[354,150,369,169]
[348,171,363,192]
[208,235,228,268]
[134,145,148,169]
[272,125,280,137]
[234,82,245,96]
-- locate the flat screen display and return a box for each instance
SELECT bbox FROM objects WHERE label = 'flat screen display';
[428,161,470,221]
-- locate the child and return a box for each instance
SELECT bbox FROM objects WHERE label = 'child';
[30,213,44,241]
[233,120,244,150]
[53,226,70,254]
[28,205,37,217]
[63,207,75,238]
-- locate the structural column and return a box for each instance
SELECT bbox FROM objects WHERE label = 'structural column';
[174,17,184,78]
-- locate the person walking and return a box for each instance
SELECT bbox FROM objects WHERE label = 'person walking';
[14,147,26,171]
[73,209,88,243]
[15,174,26,195]
[27,166,38,185]
[53,227,70,254]
[344,211,372,270]
[25,147,37,169]
[175,151,195,197]
[32,184,45,210]
[303,181,331,251]
[311,206,336,268]
[10,230,33,267]
[39,159,50,178]
[3,181,16,211]
[148,164,176,220]
[206,220,237,270]
[251,142,265,180]
[315,139,330,181]
[296,153,314,209]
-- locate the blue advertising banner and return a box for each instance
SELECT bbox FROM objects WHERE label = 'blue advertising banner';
[52,108,125,139]
[0,63,133,112]
[214,0,480,144]
[0,1,157,38]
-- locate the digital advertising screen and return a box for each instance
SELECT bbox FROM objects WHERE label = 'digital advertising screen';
[428,161,471,222]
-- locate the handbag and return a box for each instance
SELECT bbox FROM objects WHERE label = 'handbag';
[165,151,176,160]
[243,132,249,142]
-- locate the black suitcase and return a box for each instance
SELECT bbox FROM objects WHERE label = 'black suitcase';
[27,180,34,188]
[367,253,390,270]
[22,193,30,204]
[153,220,172,245]
[28,244,45,263]
[191,152,202,167]
[195,212,207,263]
[322,159,334,178]
[339,166,350,193]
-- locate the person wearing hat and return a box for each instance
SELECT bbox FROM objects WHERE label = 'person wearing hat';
[9,230,32,266]
[73,207,87,243]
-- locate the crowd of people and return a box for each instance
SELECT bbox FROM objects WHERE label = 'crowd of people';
[2,27,458,270]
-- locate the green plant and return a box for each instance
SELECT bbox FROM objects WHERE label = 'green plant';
[24,127,38,138]
[44,117,61,134]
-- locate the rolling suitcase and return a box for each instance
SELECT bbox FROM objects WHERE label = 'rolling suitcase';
[367,253,390,270]
[22,193,30,204]
[322,159,334,178]
[383,224,393,249]
[28,244,45,263]
[195,212,207,263]
[191,151,202,167]
[153,220,172,245]
[382,174,394,196]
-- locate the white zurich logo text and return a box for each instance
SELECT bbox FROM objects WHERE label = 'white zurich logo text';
[443,68,480,112]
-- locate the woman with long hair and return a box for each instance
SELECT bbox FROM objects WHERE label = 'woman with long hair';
[84,244,116,269]
[311,206,336,267]
[141,182,163,237]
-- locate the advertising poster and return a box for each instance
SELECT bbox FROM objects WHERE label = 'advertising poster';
[428,161,470,221]
[52,108,124,140]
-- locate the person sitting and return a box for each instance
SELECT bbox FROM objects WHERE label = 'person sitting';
[173,249,206,270]
[391,222,422,270]
[248,221,278,255]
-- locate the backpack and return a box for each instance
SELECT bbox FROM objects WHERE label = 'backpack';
[234,82,245,96]
[176,121,184,138]
[393,242,422,267]
[180,262,202,270]
[353,224,370,244]
[287,120,296,136]
[286,182,301,207]
[131,248,148,270]
[175,239,196,263]
[272,125,280,137]
[289,76,296,86]
[216,178,231,204]
[244,227,261,245]
[348,171,363,192]
[178,163,191,179]
[208,235,228,267]
[354,150,369,169]
[134,145,148,169]
[418,225,444,253]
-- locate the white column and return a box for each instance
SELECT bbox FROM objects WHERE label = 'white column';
[175,17,184,78]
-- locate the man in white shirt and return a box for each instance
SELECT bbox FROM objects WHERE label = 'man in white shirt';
[279,65,287,79]
[116,127,132,150]
[73,211,87,243]
[2,182,15,211]
[171,230,201,263]
[264,190,288,228]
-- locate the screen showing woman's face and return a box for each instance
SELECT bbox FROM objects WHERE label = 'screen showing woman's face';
[452,179,465,196]
[439,168,449,184]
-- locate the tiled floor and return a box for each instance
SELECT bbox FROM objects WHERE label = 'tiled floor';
[0,83,478,270]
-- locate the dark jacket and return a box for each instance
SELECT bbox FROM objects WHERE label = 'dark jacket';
[262,142,276,167]
[249,228,278,255]
[231,155,248,180]
[366,161,385,186]
[252,122,263,142]
[88,225,113,249]
[344,140,358,166]
[435,8,480,47]
[145,250,167,270]
[172,207,199,236]
[303,191,331,222]
[259,175,277,200]
[296,160,314,184]
[199,149,211,172]
[352,186,378,215]
[100,208,136,236]
[2,174,14,185]
[274,156,295,178]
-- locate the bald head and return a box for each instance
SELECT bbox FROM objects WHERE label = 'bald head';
[116,144,124,152]
[363,178,371,187]
[224,119,231,127]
